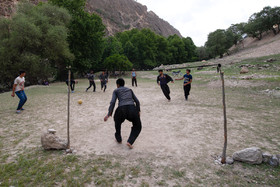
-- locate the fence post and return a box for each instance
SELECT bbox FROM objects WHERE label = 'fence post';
[220,71,227,164]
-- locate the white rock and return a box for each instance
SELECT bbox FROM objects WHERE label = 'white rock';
[233,147,263,164]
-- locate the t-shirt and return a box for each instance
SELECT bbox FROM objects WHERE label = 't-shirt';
[157,74,173,85]
[87,73,95,81]
[183,74,192,84]
[132,72,136,77]
[14,76,25,92]
[99,73,108,83]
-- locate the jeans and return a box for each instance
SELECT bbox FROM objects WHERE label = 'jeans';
[132,77,137,87]
[160,84,171,100]
[184,84,191,100]
[101,82,107,91]
[114,105,142,145]
[15,90,27,110]
[86,81,96,92]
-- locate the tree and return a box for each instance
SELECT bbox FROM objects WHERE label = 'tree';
[103,54,132,72]
[167,35,187,64]
[49,0,105,73]
[205,29,227,58]
[0,2,73,90]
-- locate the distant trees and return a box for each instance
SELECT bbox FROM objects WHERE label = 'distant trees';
[103,28,197,70]
[204,6,280,59]
[103,54,133,73]
[0,2,73,90]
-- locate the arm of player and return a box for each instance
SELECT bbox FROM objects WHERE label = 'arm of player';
[11,84,17,97]
[131,90,140,116]
[184,79,192,86]
[104,91,117,121]
[175,77,184,81]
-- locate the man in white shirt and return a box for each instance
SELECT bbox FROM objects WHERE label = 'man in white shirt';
[11,70,27,114]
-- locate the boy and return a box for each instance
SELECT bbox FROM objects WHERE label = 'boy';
[131,69,137,87]
[104,78,142,149]
[99,70,108,92]
[86,70,96,92]
[175,69,192,100]
[157,70,174,101]
[11,70,27,114]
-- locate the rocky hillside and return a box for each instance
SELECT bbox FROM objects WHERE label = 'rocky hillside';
[0,0,182,37]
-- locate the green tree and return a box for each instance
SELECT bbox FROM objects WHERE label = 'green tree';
[167,35,187,64]
[49,0,105,73]
[205,29,227,58]
[103,54,132,72]
[0,2,73,90]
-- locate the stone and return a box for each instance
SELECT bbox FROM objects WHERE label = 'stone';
[226,157,234,165]
[232,147,263,164]
[262,152,273,163]
[48,129,56,134]
[41,132,67,150]
[269,155,279,167]
[240,66,249,74]
[197,66,203,70]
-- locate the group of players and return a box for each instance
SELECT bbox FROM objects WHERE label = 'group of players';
[11,69,192,149]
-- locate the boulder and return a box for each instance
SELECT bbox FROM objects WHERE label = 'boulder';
[269,155,279,167]
[240,66,249,74]
[262,152,273,163]
[41,131,67,150]
[226,157,234,165]
[233,147,263,164]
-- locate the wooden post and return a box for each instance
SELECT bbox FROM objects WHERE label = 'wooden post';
[67,66,71,149]
[220,72,227,164]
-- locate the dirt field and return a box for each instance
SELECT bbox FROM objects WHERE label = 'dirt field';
[1,57,280,186]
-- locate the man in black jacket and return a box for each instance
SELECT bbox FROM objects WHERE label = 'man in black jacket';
[157,70,174,101]
[104,78,142,149]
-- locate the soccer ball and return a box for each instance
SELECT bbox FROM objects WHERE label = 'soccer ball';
[78,99,83,105]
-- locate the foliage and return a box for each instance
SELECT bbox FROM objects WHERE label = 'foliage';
[0,2,73,90]
[103,54,132,71]
[49,0,105,73]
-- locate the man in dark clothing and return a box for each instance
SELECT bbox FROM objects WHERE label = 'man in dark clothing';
[157,70,174,101]
[65,71,75,93]
[99,70,108,92]
[175,69,193,100]
[131,69,137,87]
[104,78,142,149]
[86,70,96,92]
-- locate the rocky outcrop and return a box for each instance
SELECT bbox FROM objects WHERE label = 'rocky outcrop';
[0,0,182,37]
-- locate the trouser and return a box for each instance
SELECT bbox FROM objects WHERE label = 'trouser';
[101,82,107,92]
[160,84,171,100]
[15,90,27,110]
[184,84,191,100]
[132,77,137,87]
[86,81,96,91]
[114,105,142,145]
[66,80,75,91]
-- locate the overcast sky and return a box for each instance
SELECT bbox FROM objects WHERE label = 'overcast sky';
[136,0,279,46]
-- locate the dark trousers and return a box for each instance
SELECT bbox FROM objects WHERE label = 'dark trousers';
[160,84,171,100]
[15,90,27,110]
[66,80,75,91]
[101,82,107,92]
[114,105,142,145]
[184,84,191,100]
[86,81,96,92]
[132,77,137,87]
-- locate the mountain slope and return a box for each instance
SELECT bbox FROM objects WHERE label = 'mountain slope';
[0,0,182,37]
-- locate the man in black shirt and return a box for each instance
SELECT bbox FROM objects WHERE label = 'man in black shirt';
[157,70,174,101]
[104,78,142,149]
[99,70,108,92]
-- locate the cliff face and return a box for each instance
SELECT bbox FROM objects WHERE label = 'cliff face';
[0,0,182,37]
[86,0,182,37]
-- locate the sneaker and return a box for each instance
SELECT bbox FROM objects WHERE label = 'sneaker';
[16,110,21,114]
[20,108,25,110]
[85,89,88,92]
[71,91,74,93]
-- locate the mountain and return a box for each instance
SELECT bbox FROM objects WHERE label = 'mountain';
[0,0,182,37]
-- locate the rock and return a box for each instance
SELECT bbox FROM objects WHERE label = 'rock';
[48,129,56,134]
[241,75,253,80]
[240,66,249,74]
[265,58,276,62]
[197,66,203,70]
[276,154,280,160]
[41,131,67,150]
[275,87,280,90]
[269,155,279,167]
[128,175,133,179]
[233,147,263,164]
[226,157,234,165]
[262,152,273,163]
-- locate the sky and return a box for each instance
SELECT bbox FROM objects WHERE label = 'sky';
[136,0,279,46]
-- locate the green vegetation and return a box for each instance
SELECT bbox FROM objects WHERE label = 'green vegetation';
[0,2,73,90]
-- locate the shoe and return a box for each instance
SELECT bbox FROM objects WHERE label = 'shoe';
[71,91,74,93]
[85,89,88,92]
[20,108,25,110]
[16,110,21,114]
